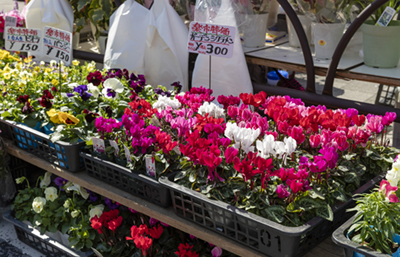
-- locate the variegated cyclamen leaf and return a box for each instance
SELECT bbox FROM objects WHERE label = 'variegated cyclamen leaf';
[316,204,333,221]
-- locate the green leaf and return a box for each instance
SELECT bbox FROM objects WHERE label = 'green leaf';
[90,8,105,23]
[344,172,360,185]
[174,171,187,181]
[99,0,112,16]
[85,239,93,249]
[48,224,57,233]
[338,165,349,172]
[77,0,89,11]
[331,189,348,202]
[62,223,70,234]
[91,248,104,257]
[316,204,333,221]
[265,205,286,223]
[69,237,80,247]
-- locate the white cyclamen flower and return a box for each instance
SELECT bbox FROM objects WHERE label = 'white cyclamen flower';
[102,78,124,98]
[153,95,181,111]
[89,204,105,220]
[198,102,225,119]
[32,197,46,213]
[44,187,58,202]
[40,172,52,188]
[256,134,275,158]
[225,123,260,153]
[284,137,297,155]
[87,83,100,98]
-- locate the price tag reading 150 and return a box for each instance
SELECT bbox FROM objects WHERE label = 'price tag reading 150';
[187,22,235,58]
[43,26,72,65]
[5,27,41,52]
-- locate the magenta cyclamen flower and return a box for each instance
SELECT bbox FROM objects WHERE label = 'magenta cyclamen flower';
[225,147,238,164]
[309,134,321,148]
[211,246,223,257]
[365,115,384,134]
[319,147,338,170]
[382,112,396,126]
[95,117,122,138]
[276,184,290,198]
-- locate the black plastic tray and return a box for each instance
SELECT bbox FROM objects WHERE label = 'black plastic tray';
[332,215,391,257]
[0,119,85,172]
[2,210,93,257]
[159,173,385,257]
[80,152,171,208]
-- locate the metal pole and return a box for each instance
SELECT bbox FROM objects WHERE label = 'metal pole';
[276,0,315,93]
[323,0,390,96]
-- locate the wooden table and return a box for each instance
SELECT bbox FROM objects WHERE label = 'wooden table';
[3,138,344,257]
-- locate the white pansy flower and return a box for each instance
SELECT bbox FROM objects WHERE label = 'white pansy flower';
[87,83,100,98]
[198,102,225,119]
[66,183,89,200]
[71,210,79,218]
[32,197,46,213]
[153,95,181,111]
[40,172,52,188]
[89,204,105,220]
[50,60,57,66]
[64,200,70,209]
[102,78,124,98]
[68,82,79,89]
[44,187,58,202]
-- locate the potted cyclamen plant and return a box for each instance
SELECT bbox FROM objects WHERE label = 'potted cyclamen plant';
[333,155,400,256]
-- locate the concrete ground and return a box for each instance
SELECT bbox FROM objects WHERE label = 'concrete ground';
[0,0,397,256]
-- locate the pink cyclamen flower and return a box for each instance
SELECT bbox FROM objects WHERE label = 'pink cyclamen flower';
[309,134,321,148]
[276,184,290,198]
[379,180,399,203]
[211,246,222,257]
[382,112,396,126]
[365,115,384,134]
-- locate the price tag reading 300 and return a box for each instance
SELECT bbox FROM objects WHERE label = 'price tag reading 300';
[187,22,235,58]
[5,27,41,52]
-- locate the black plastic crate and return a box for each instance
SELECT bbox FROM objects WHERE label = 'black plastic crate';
[0,119,85,172]
[2,210,93,257]
[332,215,391,257]
[159,173,385,257]
[80,152,171,208]
[375,84,396,107]
[0,117,12,139]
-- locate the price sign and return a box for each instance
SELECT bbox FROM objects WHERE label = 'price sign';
[187,22,235,58]
[3,16,17,39]
[42,26,72,65]
[5,27,41,52]
[92,138,105,154]
[145,155,156,178]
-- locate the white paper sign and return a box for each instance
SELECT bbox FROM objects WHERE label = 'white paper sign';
[3,16,17,39]
[187,22,235,58]
[123,145,132,163]
[109,140,119,156]
[145,155,156,178]
[42,26,72,65]
[92,138,105,154]
[5,27,41,53]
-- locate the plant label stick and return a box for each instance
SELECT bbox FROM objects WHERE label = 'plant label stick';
[376,6,396,27]
[3,16,17,39]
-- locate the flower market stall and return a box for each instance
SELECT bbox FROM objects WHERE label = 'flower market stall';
[2,0,400,256]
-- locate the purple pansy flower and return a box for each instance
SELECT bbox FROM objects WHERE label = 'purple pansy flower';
[74,85,93,101]
[54,177,68,190]
[105,197,119,210]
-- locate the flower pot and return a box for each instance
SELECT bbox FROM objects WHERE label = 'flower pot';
[160,172,385,257]
[312,22,345,59]
[287,14,312,48]
[243,13,269,48]
[361,20,400,68]
[333,215,400,257]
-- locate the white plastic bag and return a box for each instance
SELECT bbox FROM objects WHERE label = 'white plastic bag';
[192,0,253,98]
[25,0,73,62]
[144,0,189,91]
[104,0,150,74]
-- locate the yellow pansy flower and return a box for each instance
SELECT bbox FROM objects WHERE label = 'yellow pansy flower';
[47,109,61,124]
[72,60,79,66]
[3,73,11,80]
[51,79,59,86]
[58,112,79,125]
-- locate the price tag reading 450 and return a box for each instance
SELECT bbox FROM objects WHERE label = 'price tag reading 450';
[187,22,235,58]
[5,27,41,52]
[43,26,72,65]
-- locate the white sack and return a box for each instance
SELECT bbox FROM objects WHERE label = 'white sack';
[144,0,189,91]
[104,0,150,74]
[25,0,73,62]
[192,0,253,98]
